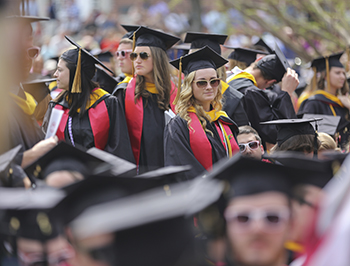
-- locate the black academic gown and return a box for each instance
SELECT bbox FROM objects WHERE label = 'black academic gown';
[43,91,135,163]
[164,115,238,180]
[298,92,350,149]
[112,74,133,110]
[229,77,296,144]
[222,82,250,126]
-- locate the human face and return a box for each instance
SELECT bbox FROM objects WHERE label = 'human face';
[132,46,153,82]
[192,68,220,111]
[237,133,264,160]
[54,59,70,91]
[17,236,75,266]
[329,66,346,91]
[116,43,133,75]
[226,192,292,266]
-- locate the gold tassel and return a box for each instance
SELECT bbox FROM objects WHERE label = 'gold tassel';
[173,56,183,106]
[71,48,82,93]
[132,32,136,77]
[312,66,317,92]
[346,46,350,72]
[325,56,330,92]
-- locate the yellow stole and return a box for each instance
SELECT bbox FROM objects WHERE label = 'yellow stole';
[10,91,36,115]
[145,82,158,94]
[221,80,230,94]
[118,74,133,85]
[68,88,108,113]
[227,71,258,87]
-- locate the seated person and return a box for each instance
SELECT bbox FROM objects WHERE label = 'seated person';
[237,125,265,160]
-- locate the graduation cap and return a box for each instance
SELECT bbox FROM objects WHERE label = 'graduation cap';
[257,43,291,82]
[137,165,191,184]
[6,15,49,23]
[302,114,340,136]
[92,65,118,94]
[184,32,227,55]
[24,142,112,184]
[61,36,115,94]
[225,46,269,66]
[169,45,228,105]
[92,50,114,63]
[130,26,180,52]
[21,78,55,103]
[87,147,136,176]
[253,38,273,54]
[120,24,140,39]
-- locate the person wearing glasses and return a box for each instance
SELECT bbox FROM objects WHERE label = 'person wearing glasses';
[42,36,134,163]
[112,25,139,102]
[237,125,265,160]
[164,46,240,179]
[123,26,180,173]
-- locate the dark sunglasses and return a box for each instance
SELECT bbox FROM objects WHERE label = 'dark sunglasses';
[194,78,221,89]
[238,140,259,153]
[130,51,151,61]
[115,49,132,58]
[27,46,40,59]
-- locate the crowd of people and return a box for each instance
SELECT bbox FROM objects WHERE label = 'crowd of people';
[1,0,350,266]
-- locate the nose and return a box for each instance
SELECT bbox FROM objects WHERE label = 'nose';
[53,70,58,78]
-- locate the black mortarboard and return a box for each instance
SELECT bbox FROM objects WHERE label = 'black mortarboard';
[263,151,334,188]
[92,65,118,94]
[21,78,55,103]
[138,165,191,184]
[93,50,114,63]
[0,145,26,187]
[61,36,115,93]
[302,114,340,136]
[261,118,322,146]
[257,43,290,82]
[87,147,136,176]
[24,142,111,183]
[130,26,180,51]
[225,47,269,66]
[253,38,273,54]
[170,45,228,75]
[121,24,140,39]
[311,52,344,72]
[0,187,65,240]
[184,32,227,55]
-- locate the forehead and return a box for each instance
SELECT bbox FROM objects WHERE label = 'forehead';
[330,66,345,72]
[134,46,151,52]
[118,42,132,50]
[194,68,217,79]
[228,191,289,210]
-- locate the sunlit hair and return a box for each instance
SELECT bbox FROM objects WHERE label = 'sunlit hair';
[228,59,248,71]
[134,46,172,111]
[119,38,133,46]
[217,66,227,81]
[318,132,336,151]
[176,70,223,133]
[317,68,349,95]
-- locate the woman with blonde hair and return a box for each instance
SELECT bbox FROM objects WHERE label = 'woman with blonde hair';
[165,46,240,179]
[124,26,180,173]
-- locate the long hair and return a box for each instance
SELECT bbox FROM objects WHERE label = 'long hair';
[134,46,172,111]
[316,69,349,95]
[228,59,247,71]
[54,59,99,117]
[176,71,223,133]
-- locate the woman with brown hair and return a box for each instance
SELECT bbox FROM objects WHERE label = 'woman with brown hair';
[298,52,350,151]
[164,46,240,179]
[124,26,180,173]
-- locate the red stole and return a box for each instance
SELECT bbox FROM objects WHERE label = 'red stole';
[188,112,239,170]
[125,77,177,165]
[54,89,110,150]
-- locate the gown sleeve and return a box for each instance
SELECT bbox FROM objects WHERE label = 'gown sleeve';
[164,116,207,179]
[103,95,136,164]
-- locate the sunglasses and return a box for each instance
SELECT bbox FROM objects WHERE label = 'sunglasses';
[225,208,290,232]
[130,51,151,61]
[238,140,260,153]
[115,49,132,58]
[194,78,221,89]
[27,46,40,59]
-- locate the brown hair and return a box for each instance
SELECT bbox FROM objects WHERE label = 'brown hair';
[271,135,320,154]
[119,38,133,46]
[134,46,172,111]
[238,125,262,143]
[228,59,248,71]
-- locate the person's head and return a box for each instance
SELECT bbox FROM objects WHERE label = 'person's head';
[251,61,277,89]
[116,38,133,75]
[227,47,268,71]
[225,191,292,266]
[272,134,320,157]
[237,126,264,160]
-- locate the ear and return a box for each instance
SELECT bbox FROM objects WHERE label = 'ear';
[260,145,265,155]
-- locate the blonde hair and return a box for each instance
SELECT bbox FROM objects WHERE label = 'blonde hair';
[318,132,337,151]
[134,46,172,111]
[228,59,248,71]
[176,70,223,133]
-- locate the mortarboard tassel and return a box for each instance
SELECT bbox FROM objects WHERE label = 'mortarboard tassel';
[71,48,82,93]
[173,56,183,106]
[346,46,350,73]
[312,66,317,92]
[325,56,330,92]
[132,32,136,77]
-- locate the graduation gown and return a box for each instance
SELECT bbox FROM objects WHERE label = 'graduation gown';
[228,71,296,144]
[43,88,134,163]
[221,80,250,127]
[164,109,239,180]
[124,78,177,174]
[112,73,133,109]
[298,90,350,149]
[9,88,44,157]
